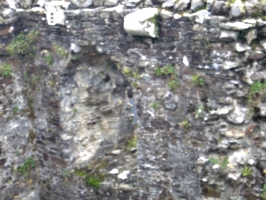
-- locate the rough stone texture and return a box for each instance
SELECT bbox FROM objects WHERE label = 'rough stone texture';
[1,0,266,200]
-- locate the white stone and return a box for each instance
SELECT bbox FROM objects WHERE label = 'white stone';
[118,170,130,180]
[230,0,245,18]
[222,61,240,70]
[191,0,204,12]
[213,164,220,170]
[220,31,238,42]
[219,22,255,30]
[45,1,70,26]
[197,156,208,164]
[235,43,251,52]
[248,159,255,165]
[109,168,119,174]
[229,149,249,165]
[246,29,257,44]
[162,0,176,8]
[124,8,159,38]
[160,9,173,19]
[37,0,46,7]
[183,56,189,66]
[71,43,81,53]
[174,0,190,11]
[173,13,182,19]
[228,172,241,181]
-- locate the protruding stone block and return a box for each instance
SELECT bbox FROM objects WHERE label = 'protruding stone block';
[124,8,159,38]
[45,1,70,26]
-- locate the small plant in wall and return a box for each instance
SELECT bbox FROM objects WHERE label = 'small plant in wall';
[242,166,252,177]
[0,63,12,77]
[17,157,35,177]
[150,101,160,110]
[209,157,228,169]
[192,75,205,86]
[179,120,190,129]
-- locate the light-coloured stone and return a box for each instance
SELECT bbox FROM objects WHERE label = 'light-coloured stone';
[230,0,245,19]
[105,0,119,6]
[206,0,215,10]
[227,101,248,124]
[219,22,255,31]
[235,43,251,52]
[246,29,257,44]
[162,0,176,8]
[45,1,70,26]
[222,60,241,70]
[159,9,173,19]
[124,8,159,38]
[70,43,81,53]
[174,0,190,11]
[71,0,93,8]
[220,31,238,42]
[191,0,204,12]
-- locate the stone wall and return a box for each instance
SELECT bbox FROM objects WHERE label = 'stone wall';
[1,0,266,199]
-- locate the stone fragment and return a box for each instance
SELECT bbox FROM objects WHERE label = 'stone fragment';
[211,1,229,15]
[105,0,119,6]
[109,168,119,174]
[184,10,210,23]
[162,0,176,8]
[2,8,15,19]
[174,0,190,11]
[216,106,234,115]
[159,9,173,19]
[222,60,241,70]
[222,127,245,138]
[20,0,32,9]
[70,43,81,53]
[248,50,265,60]
[191,0,204,12]
[219,22,255,30]
[111,149,121,155]
[228,149,249,165]
[246,29,257,44]
[227,103,248,124]
[228,172,241,181]
[124,8,159,38]
[219,31,238,42]
[119,184,134,191]
[118,170,130,180]
[230,0,245,19]
[71,0,93,8]
[45,1,70,26]
[206,0,215,10]
[235,43,251,52]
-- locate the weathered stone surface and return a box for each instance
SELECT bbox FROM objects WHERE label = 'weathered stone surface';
[230,0,245,19]
[174,0,190,11]
[124,8,159,38]
[219,30,238,42]
[162,0,176,8]
[211,1,229,15]
[190,0,204,12]
[219,21,255,30]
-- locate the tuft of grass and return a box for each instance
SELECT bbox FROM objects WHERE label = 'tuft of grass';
[154,65,175,76]
[126,135,137,150]
[6,30,39,57]
[131,81,139,88]
[167,79,179,91]
[13,106,19,114]
[148,14,159,37]
[179,120,190,129]
[242,166,252,177]
[52,43,68,57]
[209,157,228,169]
[150,101,160,110]
[45,53,53,65]
[17,157,35,176]
[0,63,12,77]
[192,75,204,86]
[74,170,103,188]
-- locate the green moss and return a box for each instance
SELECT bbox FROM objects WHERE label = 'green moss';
[209,157,228,169]
[52,43,68,57]
[148,14,159,37]
[17,157,35,176]
[131,81,139,88]
[150,101,160,110]
[179,120,190,129]
[45,53,53,65]
[13,106,19,114]
[0,63,12,77]
[167,79,179,91]
[6,30,39,57]
[126,135,137,150]
[192,75,205,86]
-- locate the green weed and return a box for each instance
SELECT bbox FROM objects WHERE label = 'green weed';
[52,43,68,57]
[179,120,190,129]
[0,63,12,77]
[13,106,19,114]
[45,53,53,65]
[74,170,103,188]
[167,79,179,91]
[192,75,204,86]
[209,157,228,169]
[242,166,252,177]
[6,30,39,57]
[126,135,137,150]
[150,101,160,110]
[17,157,35,176]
